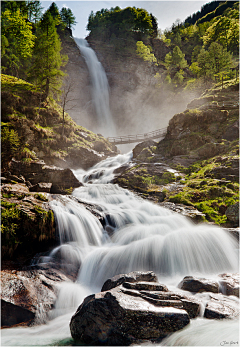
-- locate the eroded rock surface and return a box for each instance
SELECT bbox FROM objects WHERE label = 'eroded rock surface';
[204,293,239,319]
[1,268,70,327]
[101,270,158,291]
[70,285,190,345]
[218,273,240,297]
[9,159,82,194]
[178,276,220,293]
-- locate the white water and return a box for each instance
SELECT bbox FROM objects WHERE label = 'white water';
[2,153,239,346]
[74,38,115,137]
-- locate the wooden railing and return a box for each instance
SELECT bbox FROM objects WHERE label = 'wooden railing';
[108,127,168,145]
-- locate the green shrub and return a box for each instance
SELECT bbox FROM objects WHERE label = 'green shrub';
[1,126,21,169]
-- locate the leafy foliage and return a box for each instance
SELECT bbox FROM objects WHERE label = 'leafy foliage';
[136,41,157,64]
[87,6,156,43]
[1,9,36,76]
[1,125,21,169]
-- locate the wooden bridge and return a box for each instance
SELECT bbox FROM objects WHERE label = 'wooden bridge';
[108,127,168,145]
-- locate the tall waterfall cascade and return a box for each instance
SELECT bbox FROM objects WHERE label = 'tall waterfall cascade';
[2,152,239,346]
[74,38,115,137]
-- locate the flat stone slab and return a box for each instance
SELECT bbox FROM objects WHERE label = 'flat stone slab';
[101,270,158,292]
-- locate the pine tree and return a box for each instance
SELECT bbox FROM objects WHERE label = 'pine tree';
[27,0,43,23]
[150,13,158,38]
[60,7,77,30]
[29,12,67,98]
[48,2,60,20]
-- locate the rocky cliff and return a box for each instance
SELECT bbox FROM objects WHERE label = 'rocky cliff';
[60,31,200,138]
[114,79,239,227]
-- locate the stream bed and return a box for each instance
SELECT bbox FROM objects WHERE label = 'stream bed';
[1,152,239,346]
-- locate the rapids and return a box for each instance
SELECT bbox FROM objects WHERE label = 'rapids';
[2,152,239,346]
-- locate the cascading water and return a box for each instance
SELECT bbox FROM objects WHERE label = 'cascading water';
[2,152,239,346]
[74,38,115,137]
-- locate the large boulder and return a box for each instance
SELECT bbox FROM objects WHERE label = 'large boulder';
[204,293,240,319]
[9,159,82,194]
[1,268,70,327]
[70,286,190,345]
[178,276,219,293]
[70,271,205,345]
[218,273,240,297]
[132,140,157,159]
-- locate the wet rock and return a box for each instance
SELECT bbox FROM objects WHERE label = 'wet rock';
[218,273,240,298]
[159,202,205,222]
[29,182,52,193]
[122,281,168,292]
[204,293,239,319]
[1,184,56,260]
[138,291,200,319]
[0,268,70,327]
[178,276,219,293]
[9,159,82,193]
[101,271,158,292]
[225,203,239,224]
[70,288,190,345]
[1,299,35,327]
[223,228,239,240]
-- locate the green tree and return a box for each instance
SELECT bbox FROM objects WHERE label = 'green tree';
[27,0,43,23]
[203,14,239,54]
[165,46,188,70]
[48,2,60,20]
[197,47,211,78]
[196,42,232,80]
[136,41,157,64]
[1,9,36,76]
[29,12,67,98]
[60,7,77,29]
[208,42,232,76]
[1,127,21,170]
[150,13,158,38]
[1,1,28,16]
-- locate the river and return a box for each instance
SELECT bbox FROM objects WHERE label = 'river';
[1,152,239,346]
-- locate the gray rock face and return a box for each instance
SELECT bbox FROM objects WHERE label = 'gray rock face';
[225,203,239,224]
[101,271,158,292]
[70,287,190,345]
[178,276,220,293]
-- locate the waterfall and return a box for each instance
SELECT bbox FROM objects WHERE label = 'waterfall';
[42,152,238,289]
[2,152,239,346]
[74,38,115,137]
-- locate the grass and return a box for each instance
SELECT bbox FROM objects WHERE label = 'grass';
[1,74,39,93]
[168,155,239,225]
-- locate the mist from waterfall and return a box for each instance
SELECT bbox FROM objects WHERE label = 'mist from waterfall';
[74,37,115,137]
